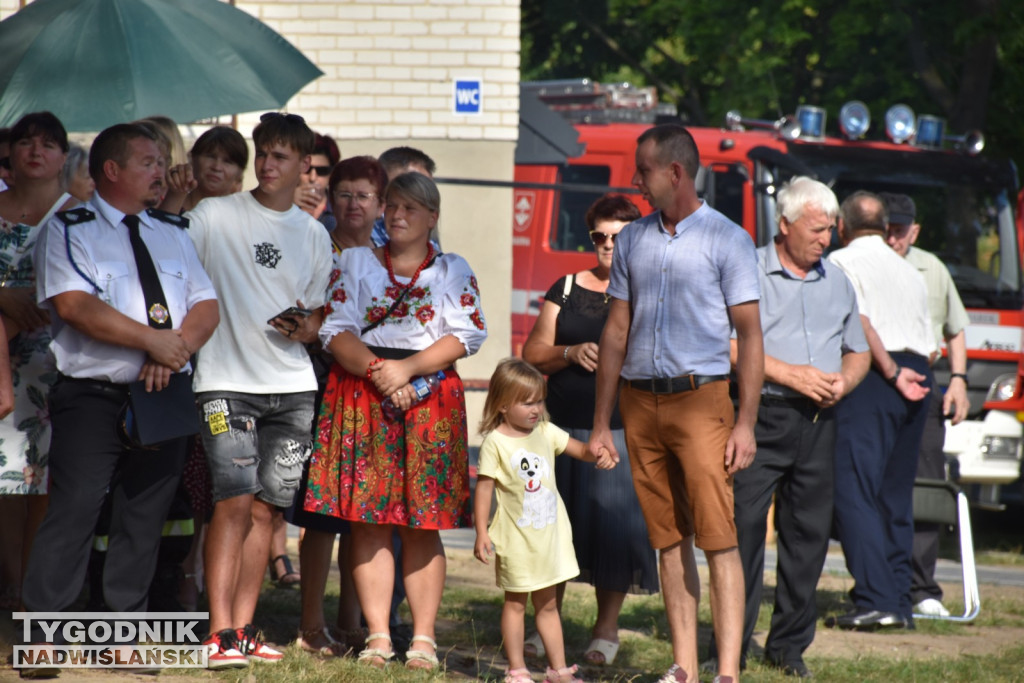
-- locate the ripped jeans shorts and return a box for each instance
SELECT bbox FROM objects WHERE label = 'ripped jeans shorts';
[197,391,316,508]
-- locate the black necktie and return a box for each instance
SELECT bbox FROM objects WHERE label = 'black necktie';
[123,214,172,329]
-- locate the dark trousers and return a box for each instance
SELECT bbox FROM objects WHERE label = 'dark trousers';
[911,395,946,603]
[21,379,187,643]
[834,353,932,621]
[708,397,835,666]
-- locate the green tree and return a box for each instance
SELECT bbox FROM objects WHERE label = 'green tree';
[522,0,1024,164]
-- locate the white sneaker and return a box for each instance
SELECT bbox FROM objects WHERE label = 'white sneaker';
[915,598,951,617]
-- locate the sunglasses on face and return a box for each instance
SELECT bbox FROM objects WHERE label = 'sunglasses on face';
[589,231,617,246]
[0,157,9,171]
[259,112,306,124]
[312,165,332,177]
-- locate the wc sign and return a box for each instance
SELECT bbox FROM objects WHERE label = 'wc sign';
[453,79,482,115]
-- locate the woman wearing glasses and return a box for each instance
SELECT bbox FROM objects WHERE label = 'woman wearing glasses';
[522,194,658,666]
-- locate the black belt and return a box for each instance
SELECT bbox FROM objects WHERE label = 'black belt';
[57,373,129,394]
[760,394,817,408]
[627,374,728,395]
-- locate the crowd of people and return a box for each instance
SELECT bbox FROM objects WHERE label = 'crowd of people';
[0,109,967,683]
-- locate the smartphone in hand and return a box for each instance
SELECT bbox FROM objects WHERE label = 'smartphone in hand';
[267,306,313,325]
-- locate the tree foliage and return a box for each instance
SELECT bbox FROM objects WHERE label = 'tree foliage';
[522,0,1024,166]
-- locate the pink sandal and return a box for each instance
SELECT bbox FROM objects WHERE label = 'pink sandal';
[545,663,584,682]
[505,667,534,683]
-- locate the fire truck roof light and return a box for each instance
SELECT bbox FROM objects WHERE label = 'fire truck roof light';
[796,105,825,140]
[885,104,916,144]
[914,115,945,148]
[839,101,871,139]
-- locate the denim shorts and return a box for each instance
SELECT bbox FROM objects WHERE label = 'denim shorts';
[198,391,316,508]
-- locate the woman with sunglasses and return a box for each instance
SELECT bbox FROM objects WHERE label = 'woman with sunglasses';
[294,132,340,224]
[522,194,658,666]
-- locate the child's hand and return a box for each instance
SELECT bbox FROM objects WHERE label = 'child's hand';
[593,444,618,470]
[474,532,494,565]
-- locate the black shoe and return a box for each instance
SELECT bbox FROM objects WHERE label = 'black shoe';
[824,609,907,631]
[766,656,813,678]
[699,656,747,675]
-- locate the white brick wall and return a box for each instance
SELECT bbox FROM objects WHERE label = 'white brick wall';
[234,0,521,142]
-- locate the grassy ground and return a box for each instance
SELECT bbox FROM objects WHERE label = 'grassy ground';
[4,542,1023,682]
[3,509,1024,681]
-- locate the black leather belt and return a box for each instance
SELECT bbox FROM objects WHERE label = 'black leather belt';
[57,373,129,394]
[627,374,728,395]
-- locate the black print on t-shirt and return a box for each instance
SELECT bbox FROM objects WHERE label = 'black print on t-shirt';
[254,242,282,269]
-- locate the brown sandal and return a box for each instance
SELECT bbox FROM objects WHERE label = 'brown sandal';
[296,627,345,657]
[269,554,300,588]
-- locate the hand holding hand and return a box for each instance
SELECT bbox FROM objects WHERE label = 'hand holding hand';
[593,444,618,470]
[588,427,619,469]
[370,359,413,397]
[145,329,190,371]
[788,364,837,405]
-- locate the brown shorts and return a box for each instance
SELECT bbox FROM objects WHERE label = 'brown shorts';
[619,380,737,551]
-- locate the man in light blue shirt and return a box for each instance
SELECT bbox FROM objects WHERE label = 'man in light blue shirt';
[706,177,870,679]
[590,124,763,683]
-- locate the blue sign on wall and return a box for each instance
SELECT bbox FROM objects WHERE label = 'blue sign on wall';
[453,79,482,115]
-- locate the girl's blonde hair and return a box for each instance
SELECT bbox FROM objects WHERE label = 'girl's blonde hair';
[479,358,548,435]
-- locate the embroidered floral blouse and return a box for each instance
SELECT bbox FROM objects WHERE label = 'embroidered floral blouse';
[319,246,487,355]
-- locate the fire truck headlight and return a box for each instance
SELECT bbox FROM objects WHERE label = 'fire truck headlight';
[981,435,1021,461]
[986,374,1017,403]
[885,104,916,144]
[914,115,945,148]
[839,101,871,139]
[796,105,825,139]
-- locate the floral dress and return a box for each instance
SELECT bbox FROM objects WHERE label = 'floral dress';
[0,194,67,495]
[303,247,487,528]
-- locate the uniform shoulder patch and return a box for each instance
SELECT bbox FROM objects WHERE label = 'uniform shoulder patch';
[56,207,95,226]
[147,208,190,229]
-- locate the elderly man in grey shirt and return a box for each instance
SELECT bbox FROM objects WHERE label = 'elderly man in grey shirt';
[706,177,870,679]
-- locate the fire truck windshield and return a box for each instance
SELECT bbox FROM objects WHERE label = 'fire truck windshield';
[781,144,1023,311]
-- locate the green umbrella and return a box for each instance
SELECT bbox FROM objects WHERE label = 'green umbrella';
[0,0,324,131]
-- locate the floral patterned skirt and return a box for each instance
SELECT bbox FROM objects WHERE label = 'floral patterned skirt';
[303,364,471,529]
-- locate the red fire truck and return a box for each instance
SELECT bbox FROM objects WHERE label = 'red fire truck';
[509,79,1024,505]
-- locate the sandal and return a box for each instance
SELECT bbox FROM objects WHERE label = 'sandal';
[296,627,345,657]
[357,632,394,668]
[544,663,583,683]
[505,667,534,683]
[269,554,300,589]
[405,634,439,670]
[583,637,619,665]
[523,632,545,658]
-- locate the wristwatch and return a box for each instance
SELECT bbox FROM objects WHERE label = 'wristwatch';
[887,366,901,386]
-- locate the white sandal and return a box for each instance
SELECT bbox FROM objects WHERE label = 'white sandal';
[523,632,546,658]
[405,634,439,670]
[357,632,394,668]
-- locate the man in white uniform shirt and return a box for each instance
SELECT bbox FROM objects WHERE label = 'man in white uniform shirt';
[826,191,935,631]
[22,123,219,673]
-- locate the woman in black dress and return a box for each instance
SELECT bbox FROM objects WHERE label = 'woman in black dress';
[522,194,658,666]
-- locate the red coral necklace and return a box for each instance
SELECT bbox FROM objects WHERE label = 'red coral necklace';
[385,243,434,291]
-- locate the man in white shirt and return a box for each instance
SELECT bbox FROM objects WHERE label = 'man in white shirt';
[826,191,935,631]
[187,113,332,669]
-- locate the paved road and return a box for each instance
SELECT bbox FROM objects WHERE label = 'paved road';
[440,530,1024,588]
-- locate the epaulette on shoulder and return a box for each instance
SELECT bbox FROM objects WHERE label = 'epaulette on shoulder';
[147,208,190,229]
[56,208,95,226]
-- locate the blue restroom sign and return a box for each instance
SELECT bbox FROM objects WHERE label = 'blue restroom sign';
[453,79,482,115]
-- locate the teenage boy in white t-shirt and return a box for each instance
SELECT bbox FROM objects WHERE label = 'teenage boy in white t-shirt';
[187,113,332,668]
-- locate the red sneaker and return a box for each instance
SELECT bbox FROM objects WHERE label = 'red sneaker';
[202,629,248,670]
[236,624,283,663]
